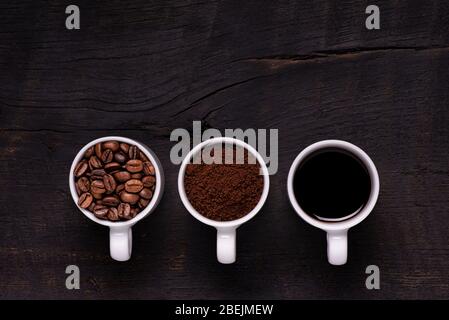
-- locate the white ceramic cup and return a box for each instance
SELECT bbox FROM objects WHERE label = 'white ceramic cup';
[178,137,270,264]
[69,136,164,262]
[287,140,379,265]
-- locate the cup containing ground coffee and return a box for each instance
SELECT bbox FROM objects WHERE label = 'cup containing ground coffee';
[178,137,269,264]
[287,140,379,265]
[69,136,164,261]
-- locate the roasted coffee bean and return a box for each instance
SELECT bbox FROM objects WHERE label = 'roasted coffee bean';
[139,198,150,209]
[139,151,149,162]
[118,203,132,219]
[114,171,131,182]
[104,162,121,173]
[125,159,143,173]
[78,193,93,208]
[103,174,116,194]
[116,184,125,193]
[74,141,157,222]
[89,156,102,169]
[75,182,81,195]
[108,207,119,221]
[114,152,127,164]
[128,145,138,159]
[143,162,155,175]
[74,160,88,177]
[91,168,106,180]
[139,188,153,200]
[142,176,156,188]
[95,143,102,158]
[130,208,139,218]
[120,191,140,205]
[131,173,143,179]
[103,141,120,152]
[77,177,90,193]
[88,202,96,212]
[92,192,103,200]
[125,179,144,193]
[91,180,106,194]
[93,205,108,218]
[101,149,113,163]
[103,196,120,207]
[120,143,130,153]
[84,146,94,158]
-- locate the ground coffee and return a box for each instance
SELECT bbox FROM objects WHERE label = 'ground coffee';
[184,146,264,221]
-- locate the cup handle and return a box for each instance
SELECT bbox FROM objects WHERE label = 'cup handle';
[109,227,132,261]
[326,230,348,265]
[216,227,236,264]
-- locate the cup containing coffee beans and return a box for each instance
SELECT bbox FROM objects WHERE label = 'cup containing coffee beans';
[178,137,270,264]
[287,140,379,265]
[69,136,164,261]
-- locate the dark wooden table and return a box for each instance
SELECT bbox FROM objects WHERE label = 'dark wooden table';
[1,0,449,299]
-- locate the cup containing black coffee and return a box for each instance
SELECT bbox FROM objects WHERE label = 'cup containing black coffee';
[287,140,379,265]
[178,137,270,264]
[69,136,164,261]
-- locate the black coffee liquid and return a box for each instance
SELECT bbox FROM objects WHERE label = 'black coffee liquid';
[293,149,371,221]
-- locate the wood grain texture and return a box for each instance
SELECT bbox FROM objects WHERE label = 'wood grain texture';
[1,0,449,299]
